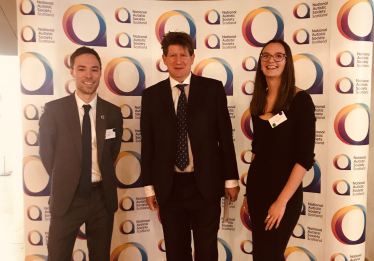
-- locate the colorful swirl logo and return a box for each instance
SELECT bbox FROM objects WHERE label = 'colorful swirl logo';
[241,109,253,140]
[63,4,107,46]
[293,29,310,44]
[122,128,134,142]
[24,104,39,120]
[20,0,35,15]
[331,253,348,261]
[240,198,252,231]
[77,228,86,240]
[23,155,51,196]
[217,238,233,261]
[303,160,321,193]
[336,51,354,67]
[335,77,354,93]
[25,255,47,261]
[193,57,233,95]
[20,52,53,95]
[155,10,196,48]
[115,151,142,189]
[293,53,323,94]
[284,246,317,261]
[119,104,134,119]
[240,240,253,254]
[333,154,351,170]
[301,202,306,215]
[293,3,310,19]
[115,7,131,23]
[64,54,71,69]
[24,130,39,146]
[334,103,370,145]
[331,204,366,245]
[205,9,220,24]
[110,242,148,261]
[241,150,252,164]
[105,56,145,96]
[120,220,135,234]
[28,230,43,246]
[292,223,306,239]
[72,250,87,261]
[119,197,135,211]
[156,58,168,72]
[65,79,75,94]
[158,239,166,252]
[205,34,220,49]
[240,173,247,186]
[27,205,42,221]
[241,80,254,95]
[242,7,284,47]
[21,26,36,42]
[337,0,374,41]
[242,56,257,71]
[115,32,131,48]
[332,180,350,196]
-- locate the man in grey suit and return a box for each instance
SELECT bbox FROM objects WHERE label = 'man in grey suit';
[39,46,123,261]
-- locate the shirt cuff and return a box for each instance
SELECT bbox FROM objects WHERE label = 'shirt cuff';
[225,179,239,188]
[144,185,155,197]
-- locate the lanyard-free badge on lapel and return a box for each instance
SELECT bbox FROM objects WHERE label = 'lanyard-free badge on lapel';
[268,111,287,128]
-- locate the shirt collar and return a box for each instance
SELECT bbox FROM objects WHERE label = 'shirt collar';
[169,72,192,90]
[75,91,97,110]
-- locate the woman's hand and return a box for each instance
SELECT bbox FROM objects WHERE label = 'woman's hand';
[264,199,286,230]
[242,196,249,214]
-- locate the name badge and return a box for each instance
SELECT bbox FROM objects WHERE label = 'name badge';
[268,111,287,128]
[105,128,116,139]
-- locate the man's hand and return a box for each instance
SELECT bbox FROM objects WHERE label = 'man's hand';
[146,195,159,211]
[225,186,240,202]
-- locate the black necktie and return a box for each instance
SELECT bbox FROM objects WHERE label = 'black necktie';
[78,104,92,197]
[175,84,189,171]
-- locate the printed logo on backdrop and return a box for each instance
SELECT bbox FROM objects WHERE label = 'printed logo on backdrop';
[335,77,354,94]
[64,54,71,69]
[240,199,252,231]
[293,53,323,94]
[158,239,166,252]
[156,10,196,48]
[122,128,134,142]
[336,51,354,67]
[292,223,306,239]
[116,33,131,48]
[28,230,43,246]
[205,34,220,49]
[27,205,42,221]
[23,155,51,196]
[20,52,53,95]
[24,130,39,146]
[301,202,306,215]
[216,238,233,261]
[241,109,253,140]
[293,3,310,19]
[25,254,48,261]
[115,8,131,23]
[20,0,35,15]
[241,150,252,164]
[110,242,148,261]
[114,151,142,189]
[63,4,107,47]
[293,29,310,44]
[337,0,374,41]
[242,7,284,47]
[119,197,135,211]
[156,58,168,72]
[240,173,247,186]
[65,79,76,94]
[119,104,134,119]
[24,104,39,120]
[194,58,233,95]
[72,250,87,261]
[21,26,36,42]
[242,56,257,72]
[77,228,86,240]
[120,220,135,234]
[241,81,254,95]
[333,154,351,170]
[332,204,366,245]
[331,253,348,261]
[240,240,253,254]
[284,246,317,261]
[333,180,350,196]
[334,103,370,145]
[205,9,220,24]
[303,160,321,193]
[105,57,145,96]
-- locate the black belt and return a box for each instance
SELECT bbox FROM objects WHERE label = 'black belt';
[92,181,103,190]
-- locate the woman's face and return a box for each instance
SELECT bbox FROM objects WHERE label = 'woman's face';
[260,43,286,79]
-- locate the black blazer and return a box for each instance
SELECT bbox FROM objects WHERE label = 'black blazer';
[140,74,238,206]
[39,93,123,217]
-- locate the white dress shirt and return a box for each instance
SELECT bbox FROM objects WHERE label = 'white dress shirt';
[144,73,238,197]
[75,92,102,182]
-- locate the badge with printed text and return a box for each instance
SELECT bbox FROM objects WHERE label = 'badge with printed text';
[268,111,287,128]
[105,128,116,139]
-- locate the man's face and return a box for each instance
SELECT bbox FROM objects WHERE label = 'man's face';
[70,53,101,97]
[162,44,195,83]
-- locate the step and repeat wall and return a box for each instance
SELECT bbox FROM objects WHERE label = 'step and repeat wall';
[18,0,372,260]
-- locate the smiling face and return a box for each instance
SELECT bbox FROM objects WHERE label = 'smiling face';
[162,44,195,83]
[70,53,101,102]
[260,43,286,80]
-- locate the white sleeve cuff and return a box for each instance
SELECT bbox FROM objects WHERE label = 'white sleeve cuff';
[225,179,239,188]
[144,185,156,197]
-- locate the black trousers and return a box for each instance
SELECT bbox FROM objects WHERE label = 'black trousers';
[47,186,114,261]
[159,173,221,261]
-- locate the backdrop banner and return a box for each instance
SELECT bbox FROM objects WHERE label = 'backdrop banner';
[18,0,372,260]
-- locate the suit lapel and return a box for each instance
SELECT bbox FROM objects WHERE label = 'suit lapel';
[96,96,107,165]
[63,93,82,163]
[157,78,176,122]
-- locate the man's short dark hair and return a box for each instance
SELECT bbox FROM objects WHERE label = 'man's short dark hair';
[70,46,102,69]
[161,32,194,56]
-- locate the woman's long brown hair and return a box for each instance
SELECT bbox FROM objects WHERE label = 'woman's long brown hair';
[250,39,296,116]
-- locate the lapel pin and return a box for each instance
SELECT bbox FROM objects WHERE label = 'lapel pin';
[101,115,105,119]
